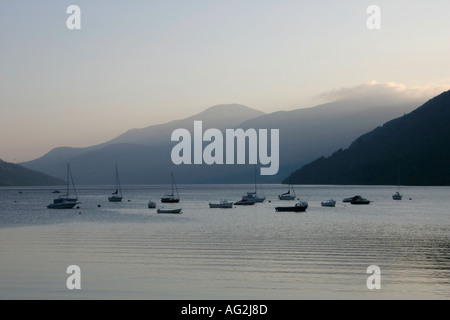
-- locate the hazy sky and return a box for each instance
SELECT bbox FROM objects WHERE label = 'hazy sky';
[1,0,450,162]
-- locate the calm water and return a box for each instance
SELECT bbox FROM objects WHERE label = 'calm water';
[0,184,449,300]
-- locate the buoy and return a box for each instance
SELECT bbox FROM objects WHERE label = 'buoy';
[78,212,82,215]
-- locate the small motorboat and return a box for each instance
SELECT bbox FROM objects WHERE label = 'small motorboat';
[392,191,402,200]
[321,199,336,207]
[157,208,182,214]
[350,195,371,205]
[148,200,156,208]
[234,199,255,206]
[275,201,308,212]
[209,200,234,208]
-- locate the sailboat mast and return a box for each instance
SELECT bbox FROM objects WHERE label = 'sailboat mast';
[116,163,122,196]
[69,164,78,199]
[66,163,70,197]
[171,171,175,196]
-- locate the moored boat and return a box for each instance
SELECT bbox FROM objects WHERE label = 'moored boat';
[350,195,371,205]
[47,164,79,209]
[108,163,123,202]
[234,199,255,206]
[275,201,308,212]
[157,208,182,214]
[392,167,403,200]
[209,200,234,208]
[161,172,180,203]
[321,199,336,207]
[279,179,296,200]
[242,166,265,202]
[392,191,402,200]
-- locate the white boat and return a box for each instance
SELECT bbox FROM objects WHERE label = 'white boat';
[108,163,123,202]
[148,200,156,208]
[209,200,234,208]
[321,199,336,207]
[161,172,180,203]
[47,164,79,209]
[157,208,182,214]
[279,180,296,200]
[242,166,265,203]
[392,167,403,200]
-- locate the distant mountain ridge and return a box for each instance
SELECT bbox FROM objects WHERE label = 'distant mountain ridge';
[285,90,450,186]
[20,99,420,184]
[0,159,64,186]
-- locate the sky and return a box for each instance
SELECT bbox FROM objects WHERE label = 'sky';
[1,0,450,163]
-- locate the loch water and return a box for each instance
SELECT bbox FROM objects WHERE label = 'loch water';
[0,184,449,299]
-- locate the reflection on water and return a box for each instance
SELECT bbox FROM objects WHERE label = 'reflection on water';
[0,185,449,299]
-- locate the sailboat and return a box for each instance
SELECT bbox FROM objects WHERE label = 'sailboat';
[47,164,79,209]
[279,179,296,200]
[242,166,265,203]
[108,163,122,202]
[161,172,180,203]
[392,167,402,200]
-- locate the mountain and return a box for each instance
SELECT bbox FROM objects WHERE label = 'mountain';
[0,159,65,186]
[20,99,419,184]
[284,90,450,186]
[108,103,266,146]
[20,104,267,184]
[237,99,419,181]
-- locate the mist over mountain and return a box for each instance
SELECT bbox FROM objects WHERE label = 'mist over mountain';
[20,94,422,184]
[285,90,450,186]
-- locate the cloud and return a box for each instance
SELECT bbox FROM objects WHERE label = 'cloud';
[319,81,450,105]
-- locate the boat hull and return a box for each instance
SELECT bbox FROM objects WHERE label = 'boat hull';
[108,196,122,202]
[351,200,370,205]
[275,205,307,212]
[161,198,180,203]
[157,208,182,214]
[47,198,78,209]
[242,196,265,202]
[234,200,255,206]
[209,202,234,208]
